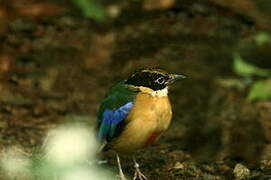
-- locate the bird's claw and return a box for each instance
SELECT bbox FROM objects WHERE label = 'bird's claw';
[133,165,149,180]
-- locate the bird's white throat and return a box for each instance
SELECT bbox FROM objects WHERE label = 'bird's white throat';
[151,87,168,97]
[138,86,168,97]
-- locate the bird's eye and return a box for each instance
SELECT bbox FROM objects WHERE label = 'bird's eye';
[156,77,165,84]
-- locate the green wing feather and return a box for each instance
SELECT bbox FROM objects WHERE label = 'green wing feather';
[97,81,138,141]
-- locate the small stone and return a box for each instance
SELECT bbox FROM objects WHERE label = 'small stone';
[173,162,184,169]
[233,163,250,180]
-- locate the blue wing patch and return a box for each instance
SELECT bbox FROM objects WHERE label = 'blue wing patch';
[97,102,133,141]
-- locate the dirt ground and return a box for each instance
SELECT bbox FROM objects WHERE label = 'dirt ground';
[1,0,271,179]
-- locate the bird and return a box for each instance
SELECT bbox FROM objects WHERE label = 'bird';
[96,67,186,180]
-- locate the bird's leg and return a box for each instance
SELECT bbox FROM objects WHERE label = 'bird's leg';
[133,156,149,180]
[116,153,127,180]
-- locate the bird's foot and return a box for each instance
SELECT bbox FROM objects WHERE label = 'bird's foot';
[133,162,149,180]
[116,154,128,180]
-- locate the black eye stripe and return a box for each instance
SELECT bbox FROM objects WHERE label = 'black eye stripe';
[126,72,169,90]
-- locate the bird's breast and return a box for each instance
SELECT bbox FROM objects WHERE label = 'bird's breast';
[110,92,172,152]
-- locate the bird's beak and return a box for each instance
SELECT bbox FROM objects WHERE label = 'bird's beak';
[167,74,186,84]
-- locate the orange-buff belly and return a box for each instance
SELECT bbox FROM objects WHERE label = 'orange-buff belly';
[109,92,172,152]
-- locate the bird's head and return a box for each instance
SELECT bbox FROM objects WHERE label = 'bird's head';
[125,67,186,91]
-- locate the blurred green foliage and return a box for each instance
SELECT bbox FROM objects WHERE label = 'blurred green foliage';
[71,0,106,21]
[248,80,271,101]
[234,54,271,77]
[255,32,271,46]
[234,32,271,101]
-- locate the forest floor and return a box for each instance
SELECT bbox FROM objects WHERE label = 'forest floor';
[0,0,271,179]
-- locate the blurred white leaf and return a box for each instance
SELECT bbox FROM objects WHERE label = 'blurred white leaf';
[1,123,114,180]
[44,124,98,165]
[61,167,113,180]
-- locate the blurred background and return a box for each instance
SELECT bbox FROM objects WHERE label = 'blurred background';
[0,0,271,179]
